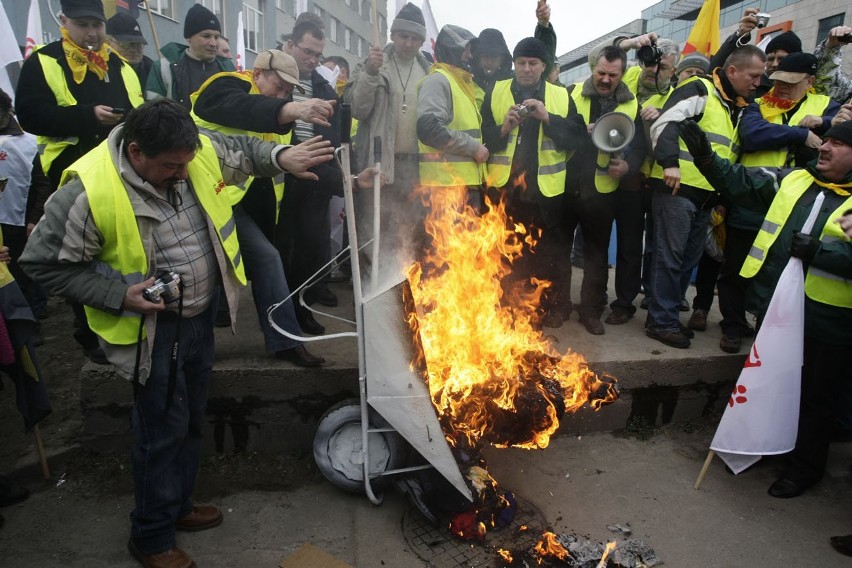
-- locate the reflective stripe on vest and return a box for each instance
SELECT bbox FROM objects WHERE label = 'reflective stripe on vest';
[740,169,852,308]
[650,76,737,191]
[569,82,639,193]
[739,93,832,168]
[417,68,483,187]
[35,50,143,175]
[486,79,569,197]
[63,135,246,344]
[189,70,291,209]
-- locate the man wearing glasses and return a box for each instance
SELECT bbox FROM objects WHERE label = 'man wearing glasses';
[106,12,153,89]
[279,15,342,334]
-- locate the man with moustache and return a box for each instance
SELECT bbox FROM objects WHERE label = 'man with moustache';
[645,45,766,349]
[146,3,235,108]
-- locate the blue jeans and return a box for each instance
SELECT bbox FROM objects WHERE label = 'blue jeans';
[647,187,710,333]
[234,206,300,352]
[130,303,216,554]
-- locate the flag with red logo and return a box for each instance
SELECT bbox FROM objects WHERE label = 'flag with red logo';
[421,0,440,57]
[709,256,804,473]
[682,0,720,57]
[25,0,43,59]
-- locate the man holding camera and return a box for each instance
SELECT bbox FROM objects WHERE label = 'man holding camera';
[560,46,645,335]
[480,37,574,327]
[645,45,766,349]
[19,100,334,568]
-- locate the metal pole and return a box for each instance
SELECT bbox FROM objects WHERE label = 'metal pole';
[370,137,382,293]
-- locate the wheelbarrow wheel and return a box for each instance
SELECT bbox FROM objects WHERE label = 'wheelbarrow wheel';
[313,399,409,494]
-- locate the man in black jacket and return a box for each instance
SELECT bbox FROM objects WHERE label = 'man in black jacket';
[280,18,343,331]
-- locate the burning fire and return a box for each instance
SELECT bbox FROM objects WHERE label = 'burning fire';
[534,531,571,562]
[406,187,617,451]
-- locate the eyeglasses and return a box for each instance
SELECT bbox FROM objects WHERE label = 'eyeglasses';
[295,43,323,60]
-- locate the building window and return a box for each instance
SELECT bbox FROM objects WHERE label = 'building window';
[329,17,339,44]
[361,0,371,21]
[344,28,352,51]
[378,14,386,38]
[817,13,846,47]
[313,5,323,18]
[243,3,263,52]
[145,0,174,19]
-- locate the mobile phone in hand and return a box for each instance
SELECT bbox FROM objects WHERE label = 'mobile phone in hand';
[110,107,126,114]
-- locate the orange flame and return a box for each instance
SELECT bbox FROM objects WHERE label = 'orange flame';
[596,541,617,568]
[533,531,570,561]
[498,548,513,563]
[406,186,617,450]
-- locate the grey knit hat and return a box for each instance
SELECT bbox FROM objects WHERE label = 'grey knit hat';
[391,3,426,40]
[676,52,710,75]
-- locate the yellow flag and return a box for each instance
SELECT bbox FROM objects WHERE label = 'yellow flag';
[682,0,721,57]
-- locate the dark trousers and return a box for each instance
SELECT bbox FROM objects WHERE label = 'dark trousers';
[563,190,616,319]
[130,303,216,554]
[1,223,47,315]
[718,225,758,337]
[786,336,851,485]
[276,183,332,294]
[692,251,721,312]
[611,186,650,313]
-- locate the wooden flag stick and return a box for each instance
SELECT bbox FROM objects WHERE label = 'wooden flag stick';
[141,0,162,56]
[694,450,715,490]
[370,0,380,47]
[33,424,50,480]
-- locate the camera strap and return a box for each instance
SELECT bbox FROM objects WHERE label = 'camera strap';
[164,281,184,413]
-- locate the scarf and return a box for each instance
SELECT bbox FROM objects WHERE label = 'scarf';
[712,69,749,109]
[431,62,477,107]
[61,27,109,84]
[758,87,814,120]
[812,178,852,197]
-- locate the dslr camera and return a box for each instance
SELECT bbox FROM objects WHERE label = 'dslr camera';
[636,40,663,67]
[755,13,771,29]
[143,271,182,303]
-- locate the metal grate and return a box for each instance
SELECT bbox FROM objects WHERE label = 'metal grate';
[402,494,548,567]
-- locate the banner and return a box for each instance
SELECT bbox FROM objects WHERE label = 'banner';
[235,11,246,71]
[682,0,720,56]
[25,0,43,59]
[296,0,308,16]
[421,0,439,57]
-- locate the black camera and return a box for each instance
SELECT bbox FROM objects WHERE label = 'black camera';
[839,34,852,44]
[143,272,181,303]
[636,41,663,67]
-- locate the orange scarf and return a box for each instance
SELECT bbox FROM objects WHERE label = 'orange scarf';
[61,26,109,84]
[712,69,749,108]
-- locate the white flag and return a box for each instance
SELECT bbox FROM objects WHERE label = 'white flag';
[420,0,440,57]
[709,192,826,474]
[295,0,308,16]
[235,11,246,72]
[25,0,43,59]
[0,0,23,102]
[394,0,406,17]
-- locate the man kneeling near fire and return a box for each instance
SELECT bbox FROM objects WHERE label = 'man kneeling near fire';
[19,99,334,568]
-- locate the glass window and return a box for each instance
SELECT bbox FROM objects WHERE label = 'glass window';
[344,28,352,51]
[243,3,263,52]
[329,17,339,44]
[817,13,846,47]
[199,0,225,24]
[145,0,174,19]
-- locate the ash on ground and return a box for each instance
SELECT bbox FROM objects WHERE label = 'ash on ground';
[500,531,662,568]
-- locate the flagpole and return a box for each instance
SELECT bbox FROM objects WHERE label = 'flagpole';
[33,424,51,479]
[140,0,162,56]
[370,0,379,47]
[693,450,715,490]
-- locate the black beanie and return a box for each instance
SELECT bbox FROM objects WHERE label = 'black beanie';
[766,31,802,55]
[824,120,852,147]
[184,4,221,39]
[512,37,548,63]
[391,3,426,40]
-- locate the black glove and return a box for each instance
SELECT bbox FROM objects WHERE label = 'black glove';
[679,120,714,167]
[789,230,820,262]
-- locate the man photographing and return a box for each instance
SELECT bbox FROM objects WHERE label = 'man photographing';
[19,99,334,567]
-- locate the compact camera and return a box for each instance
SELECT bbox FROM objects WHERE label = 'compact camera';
[516,104,531,118]
[636,41,663,67]
[143,271,182,303]
[755,13,771,29]
[839,34,852,44]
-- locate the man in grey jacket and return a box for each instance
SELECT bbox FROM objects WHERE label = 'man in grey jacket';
[19,99,333,568]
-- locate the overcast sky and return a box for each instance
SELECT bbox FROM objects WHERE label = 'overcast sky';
[421,0,648,56]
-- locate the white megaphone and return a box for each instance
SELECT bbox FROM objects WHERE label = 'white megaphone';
[591,111,636,159]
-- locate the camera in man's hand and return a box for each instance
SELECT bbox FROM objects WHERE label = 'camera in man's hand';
[517,104,531,119]
[636,41,662,67]
[755,13,771,29]
[143,272,182,303]
[838,34,852,44]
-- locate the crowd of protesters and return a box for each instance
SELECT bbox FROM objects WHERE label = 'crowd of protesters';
[1,0,851,564]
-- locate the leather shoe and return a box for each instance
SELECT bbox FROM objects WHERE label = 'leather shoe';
[687,308,707,331]
[678,323,695,339]
[0,475,29,507]
[176,505,223,532]
[542,309,565,328]
[305,286,338,307]
[127,538,196,568]
[275,345,325,367]
[297,310,325,335]
[645,328,690,349]
[604,309,633,325]
[767,477,808,499]
[579,316,605,335]
[720,333,742,354]
[830,535,852,557]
